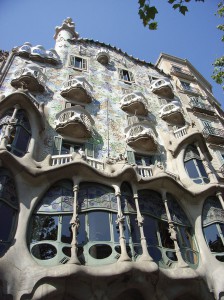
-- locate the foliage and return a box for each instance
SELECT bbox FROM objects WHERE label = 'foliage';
[212,1,224,89]
[138,0,204,30]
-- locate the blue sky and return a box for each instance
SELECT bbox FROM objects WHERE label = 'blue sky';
[0,0,223,107]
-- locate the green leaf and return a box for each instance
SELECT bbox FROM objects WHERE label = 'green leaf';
[138,0,145,8]
[149,22,158,30]
[173,4,180,9]
[168,0,176,3]
[179,5,188,15]
[145,6,158,20]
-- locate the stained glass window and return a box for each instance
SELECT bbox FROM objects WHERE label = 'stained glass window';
[0,168,18,256]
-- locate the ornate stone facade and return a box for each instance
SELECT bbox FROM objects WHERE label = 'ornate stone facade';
[0,18,224,300]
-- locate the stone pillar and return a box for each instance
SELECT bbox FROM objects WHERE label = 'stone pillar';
[68,184,80,265]
[161,190,188,268]
[114,186,131,262]
[196,143,218,184]
[133,192,154,262]
[216,191,224,210]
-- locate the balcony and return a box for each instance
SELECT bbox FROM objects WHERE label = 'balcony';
[125,125,158,151]
[60,76,92,104]
[11,65,46,92]
[55,105,94,139]
[150,78,174,99]
[202,127,224,144]
[170,66,194,80]
[120,92,148,116]
[96,49,110,65]
[190,100,215,116]
[159,102,185,126]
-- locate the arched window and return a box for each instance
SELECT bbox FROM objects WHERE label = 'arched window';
[0,109,31,157]
[167,194,198,266]
[184,144,209,184]
[136,190,198,267]
[202,196,224,262]
[29,180,74,266]
[0,168,18,256]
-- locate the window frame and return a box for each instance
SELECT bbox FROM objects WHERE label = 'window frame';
[118,68,135,84]
[69,55,88,71]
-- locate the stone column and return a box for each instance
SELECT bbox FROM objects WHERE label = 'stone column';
[114,186,131,262]
[133,192,154,262]
[68,184,81,265]
[196,143,218,184]
[216,191,224,210]
[161,190,188,268]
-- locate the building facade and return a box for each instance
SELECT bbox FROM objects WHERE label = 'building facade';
[0,18,224,300]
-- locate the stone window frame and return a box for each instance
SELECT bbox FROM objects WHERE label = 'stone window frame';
[69,55,88,71]
[118,68,135,84]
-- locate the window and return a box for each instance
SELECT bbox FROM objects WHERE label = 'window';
[126,151,157,166]
[70,55,87,71]
[136,191,198,266]
[202,196,224,262]
[184,145,209,184]
[181,81,191,91]
[0,168,18,256]
[0,109,31,157]
[119,69,134,83]
[53,137,95,158]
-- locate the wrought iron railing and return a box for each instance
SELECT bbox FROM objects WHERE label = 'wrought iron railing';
[171,66,193,77]
[202,127,224,139]
[190,100,215,113]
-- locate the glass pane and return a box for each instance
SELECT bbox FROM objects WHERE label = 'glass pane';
[178,226,194,249]
[61,143,71,155]
[61,215,72,243]
[204,224,224,253]
[30,215,58,243]
[148,246,162,262]
[12,126,30,155]
[158,221,175,249]
[31,243,57,260]
[75,57,82,69]
[89,211,110,241]
[0,201,15,241]
[89,244,112,259]
[135,155,143,166]
[185,160,199,179]
[143,215,159,246]
[129,214,140,243]
[112,213,129,243]
[196,159,208,179]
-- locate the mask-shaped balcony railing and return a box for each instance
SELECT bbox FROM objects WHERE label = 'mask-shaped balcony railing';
[11,66,46,92]
[120,92,148,116]
[150,78,174,99]
[190,100,215,115]
[126,125,158,151]
[55,106,94,139]
[60,76,92,104]
[96,49,110,65]
[159,102,185,126]
[202,126,224,144]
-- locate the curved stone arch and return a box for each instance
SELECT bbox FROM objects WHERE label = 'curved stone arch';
[0,91,45,133]
[0,167,18,257]
[202,194,224,262]
[0,91,45,158]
